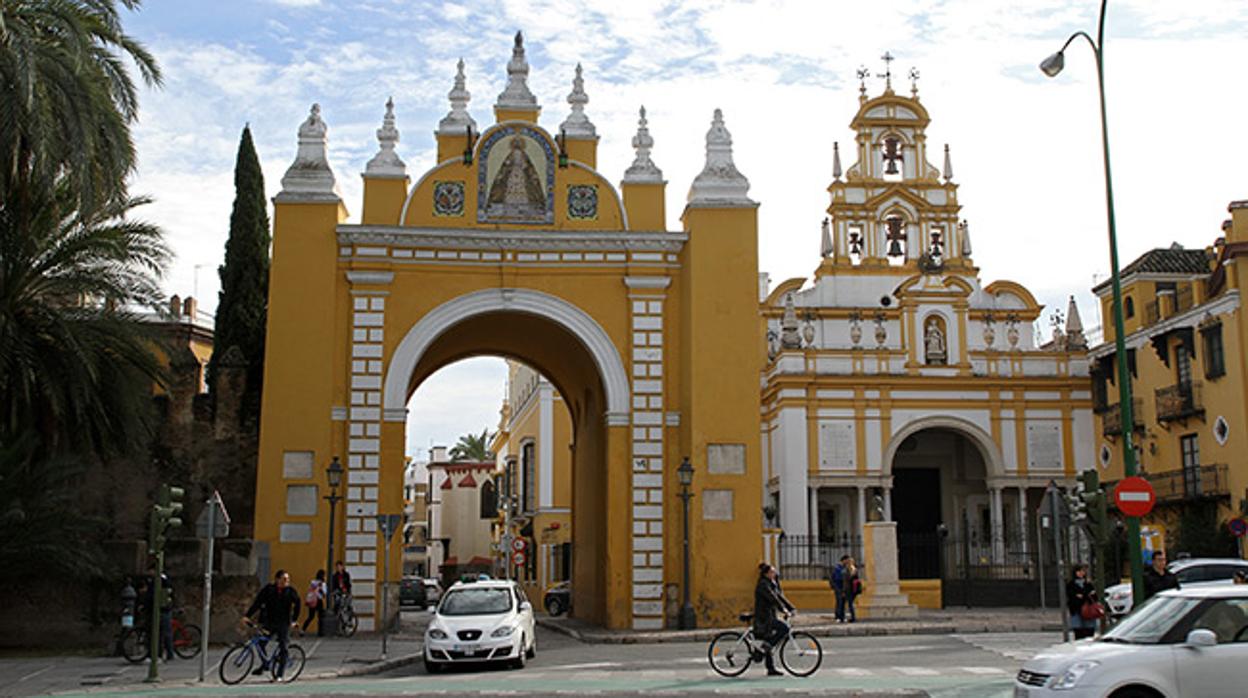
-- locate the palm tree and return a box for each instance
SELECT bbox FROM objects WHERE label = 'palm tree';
[0,0,162,217]
[449,428,493,462]
[0,180,169,455]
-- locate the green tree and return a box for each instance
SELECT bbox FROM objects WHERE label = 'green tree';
[0,182,169,455]
[449,428,492,462]
[0,0,162,217]
[208,126,270,422]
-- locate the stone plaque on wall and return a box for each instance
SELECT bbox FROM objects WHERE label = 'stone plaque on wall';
[279,522,312,543]
[283,450,314,479]
[818,421,856,470]
[1027,423,1062,470]
[707,443,746,475]
[286,485,318,516]
[702,489,734,521]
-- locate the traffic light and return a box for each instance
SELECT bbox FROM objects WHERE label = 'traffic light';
[1078,469,1110,545]
[148,484,185,554]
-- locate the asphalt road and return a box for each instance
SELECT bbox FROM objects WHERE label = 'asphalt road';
[12,610,1057,697]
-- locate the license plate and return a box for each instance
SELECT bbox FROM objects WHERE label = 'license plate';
[453,644,478,656]
[1013,687,1030,698]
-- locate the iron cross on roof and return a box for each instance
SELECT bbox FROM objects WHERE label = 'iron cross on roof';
[877,51,895,89]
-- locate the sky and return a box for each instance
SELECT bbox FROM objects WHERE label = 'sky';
[121,1,1248,458]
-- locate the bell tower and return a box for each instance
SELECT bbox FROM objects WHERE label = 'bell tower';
[819,61,967,278]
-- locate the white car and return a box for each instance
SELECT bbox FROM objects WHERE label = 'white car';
[423,579,536,672]
[1014,585,1248,697]
[1104,558,1248,616]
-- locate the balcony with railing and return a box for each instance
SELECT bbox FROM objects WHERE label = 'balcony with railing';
[1102,398,1144,437]
[1109,464,1229,505]
[1155,382,1203,422]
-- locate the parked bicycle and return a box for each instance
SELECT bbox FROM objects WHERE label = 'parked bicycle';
[708,612,822,677]
[219,619,306,684]
[331,589,358,637]
[119,610,202,663]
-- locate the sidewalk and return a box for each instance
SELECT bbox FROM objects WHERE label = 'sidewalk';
[0,633,424,697]
[538,607,1065,644]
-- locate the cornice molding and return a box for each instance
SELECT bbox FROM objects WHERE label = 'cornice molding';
[337,225,686,253]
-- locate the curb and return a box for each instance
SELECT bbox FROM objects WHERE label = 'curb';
[331,651,425,678]
[537,618,1063,644]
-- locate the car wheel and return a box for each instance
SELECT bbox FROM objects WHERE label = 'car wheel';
[513,636,527,669]
[546,597,564,616]
[526,633,536,659]
[1109,688,1162,698]
[424,651,442,674]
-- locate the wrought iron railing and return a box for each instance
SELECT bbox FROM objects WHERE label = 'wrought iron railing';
[777,533,863,581]
[1155,382,1203,422]
[1102,398,1144,437]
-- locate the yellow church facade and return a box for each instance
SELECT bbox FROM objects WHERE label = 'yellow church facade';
[254,34,765,631]
[1088,203,1248,555]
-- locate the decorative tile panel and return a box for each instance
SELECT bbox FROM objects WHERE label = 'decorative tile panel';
[567,185,599,220]
[433,181,465,217]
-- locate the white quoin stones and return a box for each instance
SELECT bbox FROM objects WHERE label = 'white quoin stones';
[559,63,596,139]
[495,31,538,111]
[623,106,663,184]
[687,108,753,206]
[438,58,476,135]
[279,103,339,201]
[365,97,405,177]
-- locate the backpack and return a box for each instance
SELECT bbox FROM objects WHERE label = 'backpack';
[306,582,320,605]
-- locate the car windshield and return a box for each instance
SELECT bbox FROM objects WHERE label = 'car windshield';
[1101,595,1202,644]
[438,588,512,616]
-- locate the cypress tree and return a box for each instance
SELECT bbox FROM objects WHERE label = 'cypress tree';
[208,125,271,424]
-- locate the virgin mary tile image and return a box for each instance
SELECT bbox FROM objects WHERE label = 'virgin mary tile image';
[479,131,553,224]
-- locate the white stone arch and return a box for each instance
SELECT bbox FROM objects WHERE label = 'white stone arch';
[382,288,630,420]
[882,415,1004,479]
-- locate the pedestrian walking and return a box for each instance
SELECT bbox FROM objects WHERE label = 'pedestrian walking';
[1067,564,1098,640]
[1142,550,1179,602]
[830,555,849,623]
[302,570,327,635]
[842,556,861,623]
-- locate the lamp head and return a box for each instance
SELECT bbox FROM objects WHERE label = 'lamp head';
[1040,51,1065,78]
[327,455,344,489]
[676,457,694,487]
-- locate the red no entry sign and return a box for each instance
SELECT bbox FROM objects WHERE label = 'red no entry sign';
[1229,518,1247,538]
[1114,476,1156,517]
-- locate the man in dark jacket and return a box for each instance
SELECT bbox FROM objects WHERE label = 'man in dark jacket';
[244,570,301,678]
[330,561,352,612]
[753,563,796,677]
[1142,550,1180,601]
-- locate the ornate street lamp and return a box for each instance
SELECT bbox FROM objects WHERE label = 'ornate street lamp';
[676,457,696,630]
[1040,0,1144,604]
[323,455,344,634]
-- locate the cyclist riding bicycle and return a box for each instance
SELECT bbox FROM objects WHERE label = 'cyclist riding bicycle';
[753,562,796,677]
[243,569,302,677]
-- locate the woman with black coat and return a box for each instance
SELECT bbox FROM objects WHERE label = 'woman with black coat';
[753,563,796,677]
[1067,564,1097,640]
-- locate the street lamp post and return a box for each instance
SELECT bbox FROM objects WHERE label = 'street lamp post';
[1040,0,1144,604]
[676,457,696,630]
[323,456,344,635]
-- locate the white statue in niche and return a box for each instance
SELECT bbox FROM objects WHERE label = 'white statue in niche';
[924,317,947,365]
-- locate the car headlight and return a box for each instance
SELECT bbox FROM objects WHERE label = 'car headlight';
[428,628,448,639]
[491,625,517,638]
[1052,661,1100,690]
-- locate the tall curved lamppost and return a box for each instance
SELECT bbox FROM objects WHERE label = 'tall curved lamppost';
[1040,0,1144,604]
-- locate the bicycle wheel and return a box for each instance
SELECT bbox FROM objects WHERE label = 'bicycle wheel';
[120,628,149,664]
[779,631,822,677]
[339,608,358,637]
[272,643,306,682]
[708,631,752,677]
[218,643,254,685]
[173,623,202,659]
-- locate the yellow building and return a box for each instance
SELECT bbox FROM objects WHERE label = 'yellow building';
[425,452,497,582]
[254,33,764,631]
[491,361,574,602]
[760,75,1096,608]
[1089,204,1248,558]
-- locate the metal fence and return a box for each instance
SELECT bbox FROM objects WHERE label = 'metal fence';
[777,533,864,581]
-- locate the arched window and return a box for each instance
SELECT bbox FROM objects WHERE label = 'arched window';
[480,479,497,519]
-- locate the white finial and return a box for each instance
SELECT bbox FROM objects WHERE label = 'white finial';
[1065,295,1087,349]
[832,142,842,181]
[688,108,753,205]
[958,219,972,257]
[942,144,953,182]
[559,63,596,138]
[438,58,476,135]
[279,103,339,200]
[623,105,663,183]
[365,97,405,177]
[496,31,538,111]
[820,218,833,258]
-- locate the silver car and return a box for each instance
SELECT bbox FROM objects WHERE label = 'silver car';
[1104,558,1248,616]
[1015,585,1248,697]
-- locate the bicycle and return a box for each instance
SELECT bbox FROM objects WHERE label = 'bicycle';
[218,619,306,684]
[708,612,822,677]
[331,590,359,637]
[119,610,202,663]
